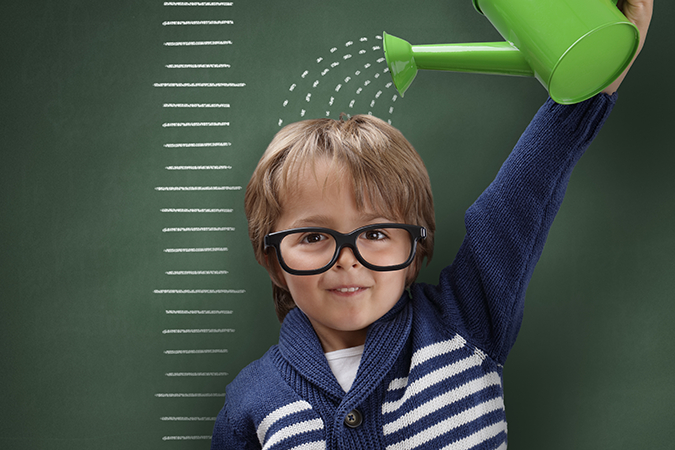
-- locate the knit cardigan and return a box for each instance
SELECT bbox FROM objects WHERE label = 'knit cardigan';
[211,94,617,450]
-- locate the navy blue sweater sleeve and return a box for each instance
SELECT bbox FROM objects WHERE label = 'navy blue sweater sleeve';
[417,94,617,365]
[211,402,259,450]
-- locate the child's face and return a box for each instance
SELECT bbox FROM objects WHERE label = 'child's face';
[273,158,411,352]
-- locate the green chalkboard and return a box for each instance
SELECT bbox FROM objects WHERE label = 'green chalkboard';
[1,1,673,449]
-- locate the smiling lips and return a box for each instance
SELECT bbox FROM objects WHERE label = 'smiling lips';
[331,287,367,294]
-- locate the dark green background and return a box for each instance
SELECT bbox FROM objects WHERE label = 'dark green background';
[1,1,672,448]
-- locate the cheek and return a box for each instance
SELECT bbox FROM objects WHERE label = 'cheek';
[266,253,289,289]
[281,273,318,306]
[404,264,417,286]
[377,270,409,299]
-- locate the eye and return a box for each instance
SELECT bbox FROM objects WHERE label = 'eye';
[300,232,328,244]
[362,229,388,241]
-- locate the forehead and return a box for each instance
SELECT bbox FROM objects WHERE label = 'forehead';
[275,157,398,229]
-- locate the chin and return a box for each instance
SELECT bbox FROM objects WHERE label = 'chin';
[333,313,378,332]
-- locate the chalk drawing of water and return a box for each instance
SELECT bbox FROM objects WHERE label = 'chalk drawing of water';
[277,35,398,127]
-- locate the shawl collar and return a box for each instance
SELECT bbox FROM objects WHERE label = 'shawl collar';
[277,292,413,403]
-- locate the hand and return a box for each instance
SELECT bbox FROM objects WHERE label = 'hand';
[602,0,654,95]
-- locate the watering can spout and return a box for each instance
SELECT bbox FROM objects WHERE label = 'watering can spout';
[383,32,533,98]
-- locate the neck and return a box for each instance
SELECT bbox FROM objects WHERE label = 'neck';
[312,324,368,353]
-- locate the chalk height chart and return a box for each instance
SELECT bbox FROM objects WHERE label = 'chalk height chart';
[148,2,403,444]
[153,1,244,443]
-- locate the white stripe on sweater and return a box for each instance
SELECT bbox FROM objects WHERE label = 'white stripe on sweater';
[388,377,408,391]
[385,397,505,450]
[382,349,485,414]
[410,335,467,372]
[382,371,503,435]
[287,441,326,450]
[387,335,467,391]
[256,401,312,444]
[262,419,324,450]
[440,420,507,450]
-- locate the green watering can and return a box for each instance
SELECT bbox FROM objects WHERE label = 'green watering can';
[383,0,639,104]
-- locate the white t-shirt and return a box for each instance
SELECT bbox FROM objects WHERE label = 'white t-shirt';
[324,345,365,393]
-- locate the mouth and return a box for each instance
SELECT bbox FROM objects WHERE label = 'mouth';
[329,286,368,294]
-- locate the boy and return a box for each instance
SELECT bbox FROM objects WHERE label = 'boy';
[212,1,652,448]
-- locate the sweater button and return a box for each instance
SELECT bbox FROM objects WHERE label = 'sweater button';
[344,409,363,428]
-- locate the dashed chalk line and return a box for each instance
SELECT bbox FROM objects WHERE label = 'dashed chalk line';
[161,227,235,232]
[155,393,225,398]
[163,248,228,253]
[162,436,212,441]
[155,186,242,191]
[162,329,235,334]
[163,103,230,107]
[165,64,230,69]
[163,142,231,148]
[154,289,245,293]
[165,270,229,275]
[165,372,228,376]
[164,349,228,355]
[164,1,233,5]
[161,417,217,421]
[160,209,233,213]
[165,165,232,170]
[163,41,232,46]
[153,83,245,87]
[162,122,229,127]
[162,20,233,25]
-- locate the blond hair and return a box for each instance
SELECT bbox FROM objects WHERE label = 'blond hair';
[244,114,435,322]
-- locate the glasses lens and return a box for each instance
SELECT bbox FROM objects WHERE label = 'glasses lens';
[279,231,337,272]
[355,227,413,268]
[278,227,414,273]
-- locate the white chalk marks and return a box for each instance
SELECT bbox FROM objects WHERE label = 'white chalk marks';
[163,40,233,46]
[165,372,229,376]
[154,82,244,87]
[155,393,226,398]
[163,142,231,148]
[161,329,236,334]
[164,349,228,355]
[154,186,242,191]
[163,103,230,107]
[154,289,244,293]
[277,34,396,127]
[162,20,233,26]
[165,64,230,69]
[164,2,233,6]
[164,165,232,170]
[162,436,212,441]
[161,226,235,231]
[160,209,233,213]
[162,121,230,127]
[155,1,242,440]
[161,416,217,421]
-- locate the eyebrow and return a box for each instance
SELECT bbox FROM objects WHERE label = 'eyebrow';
[288,213,395,229]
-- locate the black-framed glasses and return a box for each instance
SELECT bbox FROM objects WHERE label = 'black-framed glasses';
[264,223,426,275]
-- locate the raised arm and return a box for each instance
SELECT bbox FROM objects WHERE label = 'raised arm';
[417,0,653,365]
[416,94,616,364]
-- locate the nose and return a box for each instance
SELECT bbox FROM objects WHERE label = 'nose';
[335,246,360,270]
